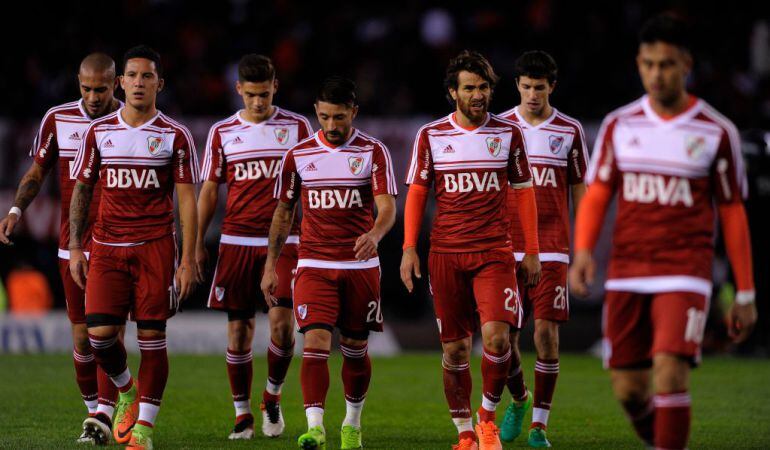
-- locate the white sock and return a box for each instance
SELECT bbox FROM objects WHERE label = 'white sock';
[481,394,499,412]
[342,399,365,428]
[111,368,132,390]
[265,379,283,396]
[532,407,550,427]
[85,399,98,414]
[306,407,324,429]
[234,400,251,417]
[137,402,160,426]
[452,417,473,435]
[96,403,115,418]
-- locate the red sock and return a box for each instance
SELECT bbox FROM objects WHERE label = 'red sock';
[442,355,474,440]
[73,349,98,412]
[301,348,330,409]
[88,334,131,392]
[226,348,253,404]
[479,347,512,423]
[621,398,654,445]
[653,391,691,450]
[264,340,293,404]
[532,358,559,429]
[506,350,528,401]
[340,343,371,403]
[137,336,169,408]
[97,364,118,411]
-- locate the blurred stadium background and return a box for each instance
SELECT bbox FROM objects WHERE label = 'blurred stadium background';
[0,1,768,357]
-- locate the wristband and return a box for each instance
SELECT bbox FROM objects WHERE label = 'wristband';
[9,206,22,218]
[735,290,756,305]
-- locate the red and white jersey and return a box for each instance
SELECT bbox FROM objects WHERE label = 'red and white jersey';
[501,107,588,263]
[72,108,200,244]
[31,100,115,257]
[405,113,532,253]
[275,129,397,268]
[588,95,747,296]
[200,107,312,245]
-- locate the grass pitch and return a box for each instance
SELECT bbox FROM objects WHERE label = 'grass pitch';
[1,352,769,449]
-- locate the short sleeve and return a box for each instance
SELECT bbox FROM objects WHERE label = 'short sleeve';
[31,109,59,169]
[73,124,101,185]
[586,116,620,189]
[297,116,313,141]
[711,123,748,204]
[173,127,200,183]
[274,150,301,204]
[508,124,533,186]
[201,125,225,183]
[371,142,398,196]
[567,121,589,185]
[404,127,433,187]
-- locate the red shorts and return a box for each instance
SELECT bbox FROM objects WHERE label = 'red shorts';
[207,243,297,314]
[293,266,382,338]
[517,261,569,325]
[85,236,177,322]
[59,256,86,324]
[428,249,521,342]
[603,291,708,369]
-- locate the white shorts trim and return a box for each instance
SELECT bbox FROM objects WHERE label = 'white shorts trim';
[57,248,90,260]
[220,234,299,247]
[514,252,569,263]
[92,237,146,247]
[297,258,380,270]
[605,276,712,297]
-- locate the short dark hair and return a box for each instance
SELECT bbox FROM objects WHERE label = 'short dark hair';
[123,45,163,76]
[444,50,499,102]
[639,14,691,52]
[316,76,356,106]
[238,54,276,83]
[514,50,558,84]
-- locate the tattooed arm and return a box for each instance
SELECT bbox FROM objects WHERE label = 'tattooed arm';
[68,181,94,289]
[0,162,51,245]
[260,201,297,303]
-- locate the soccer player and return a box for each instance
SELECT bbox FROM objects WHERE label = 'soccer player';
[197,54,312,439]
[498,51,588,447]
[569,15,757,450]
[400,50,541,450]
[0,53,122,444]
[69,45,200,450]
[262,76,397,450]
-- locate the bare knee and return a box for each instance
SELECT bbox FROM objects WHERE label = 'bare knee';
[303,328,332,352]
[268,308,295,347]
[534,319,559,359]
[481,321,510,354]
[611,369,651,404]
[653,353,690,393]
[227,319,254,351]
[71,323,91,353]
[443,338,471,364]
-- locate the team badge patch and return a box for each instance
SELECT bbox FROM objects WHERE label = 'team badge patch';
[274,127,289,145]
[685,135,706,160]
[147,136,163,155]
[549,135,564,154]
[348,156,364,175]
[297,304,308,320]
[215,286,225,301]
[486,137,502,157]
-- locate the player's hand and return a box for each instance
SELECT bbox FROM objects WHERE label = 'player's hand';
[261,268,279,306]
[175,259,196,303]
[354,231,381,262]
[519,253,542,287]
[727,302,757,343]
[69,248,88,289]
[569,250,595,298]
[0,213,19,245]
[194,242,208,284]
[400,247,421,293]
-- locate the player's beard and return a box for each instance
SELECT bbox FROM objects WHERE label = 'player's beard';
[324,127,349,145]
[459,97,488,123]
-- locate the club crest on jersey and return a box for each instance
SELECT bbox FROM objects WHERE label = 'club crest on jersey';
[685,135,706,160]
[297,304,308,320]
[147,136,163,155]
[549,135,564,154]
[348,156,364,175]
[486,137,502,157]
[215,287,225,301]
[274,127,289,145]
